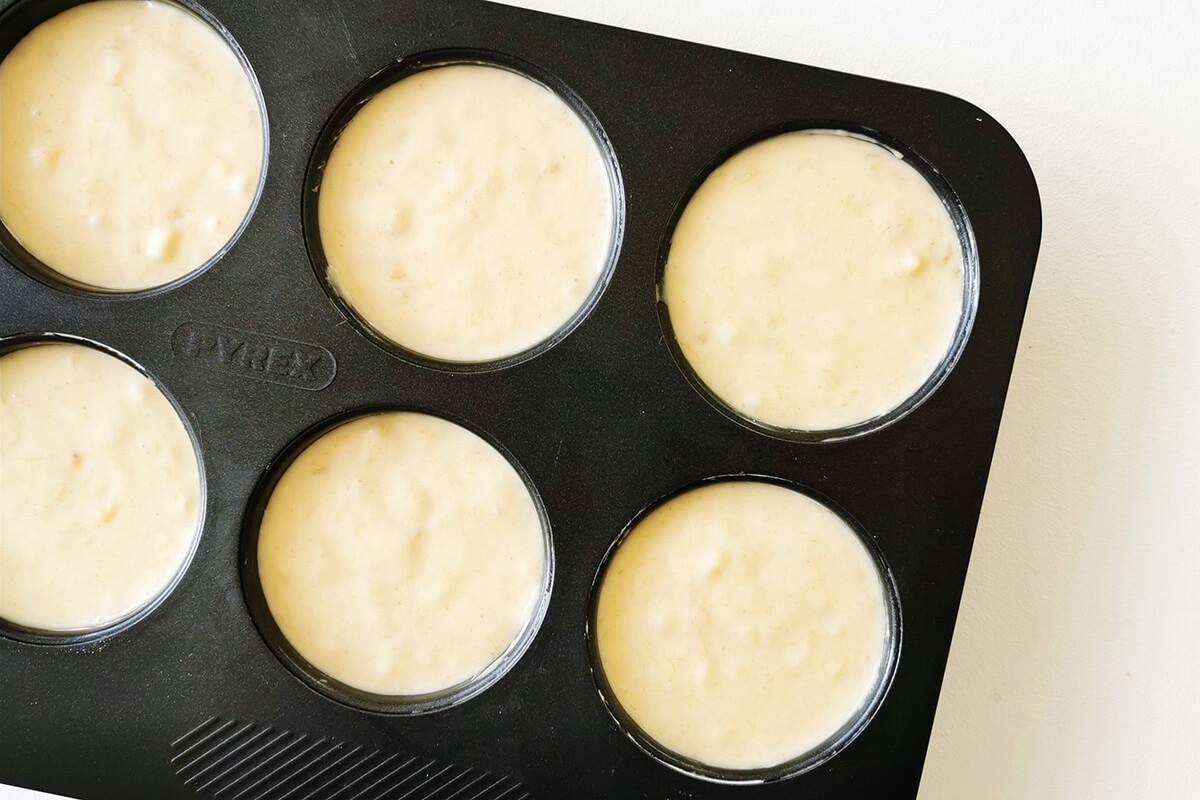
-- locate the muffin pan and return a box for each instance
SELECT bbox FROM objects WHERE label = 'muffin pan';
[0,0,1042,798]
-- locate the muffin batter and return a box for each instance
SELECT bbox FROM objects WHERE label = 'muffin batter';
[318,64,613,362]
[594,481,888,770]
[0,0,264,290]
[663,130,964,431]
[257,412,546,696]
[0,343,201,631]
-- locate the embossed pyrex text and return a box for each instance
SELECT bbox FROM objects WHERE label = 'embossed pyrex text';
[171,322,336,391]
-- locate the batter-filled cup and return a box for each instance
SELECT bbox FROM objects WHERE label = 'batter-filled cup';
[315,62,616,364]
[0,0,265,291]
[662,129,971,438]
[591,479,897,780]
[0,341,203,637]
[255,411,550,708]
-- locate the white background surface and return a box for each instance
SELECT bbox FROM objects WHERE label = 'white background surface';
[4,1,1199,798]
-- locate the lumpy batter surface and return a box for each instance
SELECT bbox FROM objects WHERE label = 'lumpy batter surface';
[595,481,888,770]
[257,412,546,696]
[0,343,201,631]
[663,130,964,431]
[0,0,264,290]
[318,64,613,362]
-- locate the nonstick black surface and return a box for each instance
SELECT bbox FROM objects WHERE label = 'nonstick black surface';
[0,0,1042,797]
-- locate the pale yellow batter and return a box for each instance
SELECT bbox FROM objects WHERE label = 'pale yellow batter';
[318,64,613,362]
[664,130,964,432]
[0,343,201,631]
[257,412,546,696]
[0,0,264,290]
[594,481,888,770]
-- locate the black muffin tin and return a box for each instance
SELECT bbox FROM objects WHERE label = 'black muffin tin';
[0,0,1042,797]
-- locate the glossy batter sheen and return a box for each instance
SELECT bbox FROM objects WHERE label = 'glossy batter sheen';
[0,0,263,290]
[595,481,888,770]
[0,343,201,631]
[664,130,964,431]
[257,413,546,696]
[319,64,612,362]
